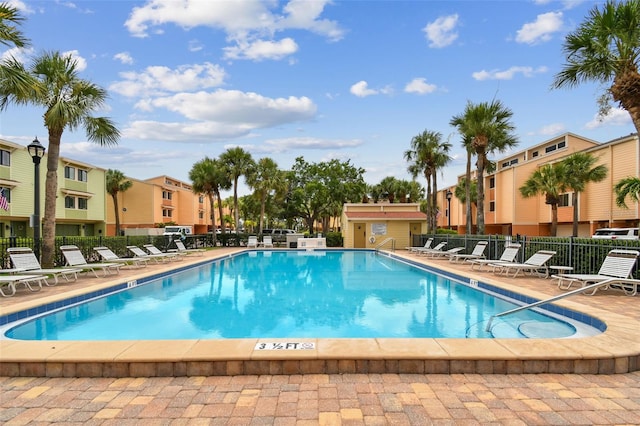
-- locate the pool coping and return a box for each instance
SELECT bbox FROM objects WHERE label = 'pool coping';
[1,248,640,377]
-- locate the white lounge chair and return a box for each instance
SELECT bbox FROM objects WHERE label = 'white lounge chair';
[415,241,447,255]
[425,246,465,259]
[406,238,433,253]
[490,250,556,278]
[171,240,206,256]
[7,247,82,285]
[448,241,489,263]
[0,274,49,297]
[467,244,521,271]
[247,236,258,248]
[59,245,121,278]
[261,236,274,248]
[93,246,149,268]
[553,249,640,295]
[127,245,176,263]
[143,244,183,261]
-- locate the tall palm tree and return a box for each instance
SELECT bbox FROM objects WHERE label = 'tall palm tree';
[561,152,608,236]
[246,157,285,233]
[519,163,567,237]
[552,0,640,134]
[405,130,451,232]
[450,100,518,234]
[105,169,132,237]
[0,2,29,48]
[614,176,640,208]
[0,51,119,267]
[454,177,477,231]
[189,157,232,237]
[220,147,255,232]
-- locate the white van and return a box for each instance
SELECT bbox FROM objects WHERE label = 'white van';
[163,226,193,238]
[591,228,639,240]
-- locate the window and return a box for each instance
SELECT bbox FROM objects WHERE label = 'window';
[162,190,173,200]
[558,193,571,207]
[501,161,509,168]
[64,166,75,179]
[558,141,566,149]
[489,201,495,212]
[78,169,88,182]
[198,195,204,203]
[532,151,539,158]
[510,159,518,165]
[0,149,10,166]
[65,196,75,208]
[545,144,557,153]
[489,177,495,189]
[78,198,88,210]
[0,187,11,203]
[199,211,204,219]
[162,209,173,218]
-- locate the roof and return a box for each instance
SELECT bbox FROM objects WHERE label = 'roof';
[344,211,427,220]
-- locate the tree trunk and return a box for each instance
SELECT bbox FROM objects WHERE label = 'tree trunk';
[465,151,472,235]
[476,151,486,235]
[571,192,579,237]
[112,193,120,236]
[551,203,558,236]
[431,171,438,232]
[233,177,239,230]
[215,189,225,234]
[41,129,62,268]
[208,193,217,245]
[259,190,266,234]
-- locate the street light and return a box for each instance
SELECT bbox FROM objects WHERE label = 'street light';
[27,137,46,260]
[445,189,453,230]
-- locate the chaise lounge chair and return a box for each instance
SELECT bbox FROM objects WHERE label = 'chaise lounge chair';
[261,236,274,248]
[171,240,206,256]
[60,245,121,277]
[127,245,176,263]
[490,249,556,278]
[415,241,447,256]
[0,274,49,297]
[424,246,466,259]
[7,247,82,285]
[143,244,182,261]
[247,236,258,248]
[448,241,489,263]
[93,246,149,268]
[406,238,433,253]
[467,243,521,271]
[553,249,640,295]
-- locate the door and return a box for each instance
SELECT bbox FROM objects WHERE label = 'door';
[353,223,366,248]
[409,222,421,246]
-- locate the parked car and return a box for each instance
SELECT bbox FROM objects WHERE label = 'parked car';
[591,228,639,240]
[262,229,297,243]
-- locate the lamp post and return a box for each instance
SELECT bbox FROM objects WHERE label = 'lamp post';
[27,137,46,260]
[446,189,453,230]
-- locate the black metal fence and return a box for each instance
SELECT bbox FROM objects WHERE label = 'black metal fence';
[412,234,640,279]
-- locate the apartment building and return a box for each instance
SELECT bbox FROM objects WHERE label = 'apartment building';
[437,132,639,237]
[105,175,214,236]
[0,138,107,237]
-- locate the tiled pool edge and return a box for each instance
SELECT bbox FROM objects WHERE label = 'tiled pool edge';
[2,248,640,377]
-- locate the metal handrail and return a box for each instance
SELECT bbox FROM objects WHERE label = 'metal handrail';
[484,278,626,332]
[375,237,395,252]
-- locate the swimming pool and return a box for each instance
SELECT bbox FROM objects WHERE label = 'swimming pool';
[2,250,601,340]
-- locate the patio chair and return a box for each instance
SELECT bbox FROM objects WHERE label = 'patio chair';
[448,241,489,263]
[7,247,82,285]
[405,238,433,253]
[143,244,183,261]
[424,246,466,259]
[261,236,274,248]
[171,240,206,256]
[0,274,49,297]
[93,246,149,268]
[127,245,176,263]
[467,243,521,271]
[415,241,447,256]
[490,250,556,278]
[247,236,258,248]
[553,249,640,295]
[59,245,121,278]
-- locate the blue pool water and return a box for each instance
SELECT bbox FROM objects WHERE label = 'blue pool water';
[3,250,600,340]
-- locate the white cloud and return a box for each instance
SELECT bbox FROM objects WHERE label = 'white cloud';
[223,37,298,61]
[188,39,203,52]
[585,108,632,129]
[404,78,437,95]
[62,50,87,71]
[109,62,226,98]
[0,46,32,62]
[516,12,563,44]
[114,52,134,65]
[472,66,548,81]
[350,81,378,97]
[538,123,566,136]
[423,14,459,48]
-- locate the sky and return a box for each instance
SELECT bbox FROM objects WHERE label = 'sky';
[0,0,637,199]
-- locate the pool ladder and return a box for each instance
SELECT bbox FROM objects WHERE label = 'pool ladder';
[375,237,395,252]
[485,278,622,332]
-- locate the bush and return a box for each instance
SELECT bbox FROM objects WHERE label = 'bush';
[326,232,343,247]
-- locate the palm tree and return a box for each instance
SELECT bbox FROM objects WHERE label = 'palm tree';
[0,2,29,48]
[219,147,255,232]
[0,51,119,267]
[614,176,640,208]
[246,157,285,233]
[454,177,477,231]
[519,163,567,237]
[105,169,132,237]
[450,100,518,234]
[552,0,640,134]
[561,152,608,236]
[189,157,232,237]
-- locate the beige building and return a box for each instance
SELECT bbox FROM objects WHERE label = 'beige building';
[341,203,427,249]
[437,132,639,237]
[106,175,214,236]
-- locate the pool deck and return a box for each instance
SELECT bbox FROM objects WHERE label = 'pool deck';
[2,247,640,380]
